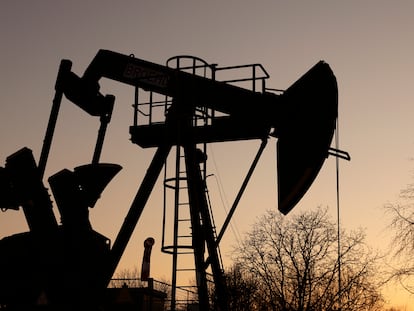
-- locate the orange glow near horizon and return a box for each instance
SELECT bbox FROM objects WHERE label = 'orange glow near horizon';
[1,1,414,309]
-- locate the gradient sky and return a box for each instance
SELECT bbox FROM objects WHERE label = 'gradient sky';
[1,1,414,309]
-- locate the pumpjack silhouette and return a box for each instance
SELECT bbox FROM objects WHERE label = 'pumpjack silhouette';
[0,50,345,310]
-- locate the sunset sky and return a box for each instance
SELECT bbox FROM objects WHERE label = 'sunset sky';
[1,1,414,309]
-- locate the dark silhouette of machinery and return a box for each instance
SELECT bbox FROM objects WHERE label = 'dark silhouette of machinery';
[0,50,344,310]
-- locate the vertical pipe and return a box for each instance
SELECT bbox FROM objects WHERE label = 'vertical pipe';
[106,143,172,286]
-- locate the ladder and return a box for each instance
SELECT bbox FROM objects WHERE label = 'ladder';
[161,56,223,310]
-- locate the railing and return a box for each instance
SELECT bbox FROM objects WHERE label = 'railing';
[214,63,269,93]
[131,56,271,129]
[109,277,198,310]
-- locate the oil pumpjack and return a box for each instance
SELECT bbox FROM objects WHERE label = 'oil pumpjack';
[0,50,341,310]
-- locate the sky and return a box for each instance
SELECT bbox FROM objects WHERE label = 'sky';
[1,1,414,309]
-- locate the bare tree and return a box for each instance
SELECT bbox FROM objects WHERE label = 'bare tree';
[222,264,260,310]
[385,184,414,294]
[110,266,143,288]
[233,207,384,311]
[383,308,410,311]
